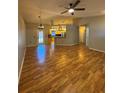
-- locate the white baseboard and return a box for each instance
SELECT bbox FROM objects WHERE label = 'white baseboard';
[89,48,105,53]
[56,43,79,46]
[18,48,26,84]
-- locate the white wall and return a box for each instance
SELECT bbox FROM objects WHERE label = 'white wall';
[55,25,79,45]
[18,15,26,75]
[26,23,50,46]
[26,23,38,46]
[77,15,105,52]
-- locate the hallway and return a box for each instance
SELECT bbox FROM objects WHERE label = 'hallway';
[19,44,105,93]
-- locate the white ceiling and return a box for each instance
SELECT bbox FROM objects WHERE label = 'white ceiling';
[19,0,105,24]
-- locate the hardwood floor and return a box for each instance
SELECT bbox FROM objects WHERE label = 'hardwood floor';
[19,44,105,93]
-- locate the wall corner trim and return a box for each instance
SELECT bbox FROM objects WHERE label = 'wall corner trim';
[18,48,26,84]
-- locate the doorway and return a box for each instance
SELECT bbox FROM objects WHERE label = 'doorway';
[79,25,89,46]
[79,25,86,44]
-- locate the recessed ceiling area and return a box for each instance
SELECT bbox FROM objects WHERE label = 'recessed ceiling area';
[19,0,105,24]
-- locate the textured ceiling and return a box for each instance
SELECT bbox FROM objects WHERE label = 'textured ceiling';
[19,0,105,24]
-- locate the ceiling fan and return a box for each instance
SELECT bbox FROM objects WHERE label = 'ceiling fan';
[61,0,85,15]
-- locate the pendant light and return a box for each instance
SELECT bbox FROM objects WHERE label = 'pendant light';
[38,12,44,30]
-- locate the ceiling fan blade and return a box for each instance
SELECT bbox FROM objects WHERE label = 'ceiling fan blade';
[64,7,70,9]
[72,0,80,8]
[74,8,85,11]
[61,10,68,14]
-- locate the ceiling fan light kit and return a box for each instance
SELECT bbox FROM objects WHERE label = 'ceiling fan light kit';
[68,8,74,13]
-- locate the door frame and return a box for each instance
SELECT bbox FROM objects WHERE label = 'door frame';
[85,25,89,47]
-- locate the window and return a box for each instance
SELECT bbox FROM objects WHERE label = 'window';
[39,31,43,43]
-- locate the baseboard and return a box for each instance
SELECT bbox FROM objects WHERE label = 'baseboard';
[89,48,105,53]
[26,44,37,47]
[56,43,79,46]
[18,48,26,84]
